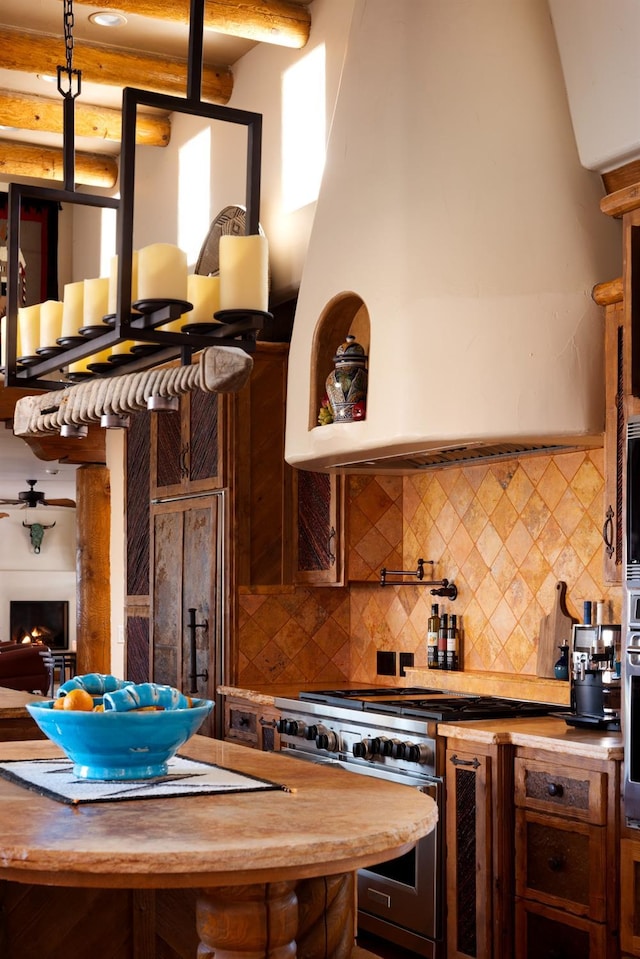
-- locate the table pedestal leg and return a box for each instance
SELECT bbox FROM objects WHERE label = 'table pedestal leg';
[196,881,298,958]
[297,873,356,958]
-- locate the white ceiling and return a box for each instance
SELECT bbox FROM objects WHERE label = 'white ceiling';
[0,424,77,501]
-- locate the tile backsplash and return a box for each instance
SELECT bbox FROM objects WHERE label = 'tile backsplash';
[237,447,621,688]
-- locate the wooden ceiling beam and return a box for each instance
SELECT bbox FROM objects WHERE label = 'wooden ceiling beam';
[0,91,170,147]
[0,139,118,188]
[0,27,233,104]
[59,0,311,49]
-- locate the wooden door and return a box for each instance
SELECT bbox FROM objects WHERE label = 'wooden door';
[151,494,222,737]
[293,470,343,585]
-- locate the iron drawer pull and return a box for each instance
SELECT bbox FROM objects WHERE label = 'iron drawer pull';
[259,716,277,728]
[450,754,480,769]
[547,782,564,797]
[328,527,336,566]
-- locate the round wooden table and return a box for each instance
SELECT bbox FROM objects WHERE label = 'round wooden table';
[0,736,437,958]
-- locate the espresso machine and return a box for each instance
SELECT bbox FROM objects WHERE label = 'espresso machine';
[569,622,621,729]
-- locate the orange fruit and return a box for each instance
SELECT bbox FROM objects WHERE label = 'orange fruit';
[53,698,65,710]
[62,688,95,712]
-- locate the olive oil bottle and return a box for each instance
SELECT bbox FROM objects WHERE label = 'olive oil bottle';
[427,604,440,669]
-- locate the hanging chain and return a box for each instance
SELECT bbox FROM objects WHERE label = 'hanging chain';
[63,0,74,76]
[58,0,81,100]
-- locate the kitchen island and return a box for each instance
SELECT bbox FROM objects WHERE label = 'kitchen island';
[0,685,46,741]
[0,735,437,958]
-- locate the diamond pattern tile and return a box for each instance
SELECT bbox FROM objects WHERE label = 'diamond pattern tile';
[237,449,621,687]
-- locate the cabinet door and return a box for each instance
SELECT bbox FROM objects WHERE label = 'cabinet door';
[446,747,493,959]
[151,402,184,497]
[186,388,224,492]
[515,898,606,959]
[515,809,606,920]
[151,390,224,498]
[293,470,343,585]
[151,494,223,738]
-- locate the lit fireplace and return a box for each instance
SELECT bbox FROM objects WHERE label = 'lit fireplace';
[10,601,69,650]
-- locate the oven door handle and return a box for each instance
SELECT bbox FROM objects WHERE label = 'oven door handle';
[449,753,480,769]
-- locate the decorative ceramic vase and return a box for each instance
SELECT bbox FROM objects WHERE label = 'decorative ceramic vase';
[325,334,368,423]
[554,644,569,681]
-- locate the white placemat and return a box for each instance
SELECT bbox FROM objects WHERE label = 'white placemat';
[0,755,288,805]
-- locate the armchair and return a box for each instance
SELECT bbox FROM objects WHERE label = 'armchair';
[0,643,53,696]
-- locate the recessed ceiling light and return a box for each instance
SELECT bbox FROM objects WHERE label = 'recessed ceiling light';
[37,74,57,84]
[89,11,128,27]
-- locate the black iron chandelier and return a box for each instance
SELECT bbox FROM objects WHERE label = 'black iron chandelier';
[3,0,268,393]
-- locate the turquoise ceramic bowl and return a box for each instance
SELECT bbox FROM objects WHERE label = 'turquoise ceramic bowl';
[26,698,214,780]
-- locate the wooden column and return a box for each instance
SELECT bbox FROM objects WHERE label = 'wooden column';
[196,881,298,958]
[76,464,111,676]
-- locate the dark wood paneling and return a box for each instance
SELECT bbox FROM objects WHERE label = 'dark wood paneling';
[126,614,150,685]
[126,411,151,597]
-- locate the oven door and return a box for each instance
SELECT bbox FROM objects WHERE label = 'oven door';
[279,747,442,957]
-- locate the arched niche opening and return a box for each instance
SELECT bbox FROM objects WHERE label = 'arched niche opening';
[308,291,370,431]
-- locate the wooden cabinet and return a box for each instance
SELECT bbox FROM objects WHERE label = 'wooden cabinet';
[444,738,514,959]
[621,838,640,956]
[223,694,281,751]
[292,470,344,585]
[151,387,224,498]
[514,749,620,959]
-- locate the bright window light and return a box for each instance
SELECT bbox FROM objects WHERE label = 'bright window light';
[100,207,117,278]
[282,44,326,212]
[178,126,211,265]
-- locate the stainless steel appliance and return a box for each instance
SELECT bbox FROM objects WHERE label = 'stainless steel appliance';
[624,591,640,824]
[569,623,621,730]
[274,688,560,957]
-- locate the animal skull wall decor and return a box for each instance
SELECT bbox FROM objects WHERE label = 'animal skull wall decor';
[23,520,56,554]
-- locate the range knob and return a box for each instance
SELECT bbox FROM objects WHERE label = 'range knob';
[353,739,372,759]
[372,736,393,756]
[316,729,338,752]
[405,742,433,765]
[391,740,406,760]
[305,724,319,741]
[277,718,303,736]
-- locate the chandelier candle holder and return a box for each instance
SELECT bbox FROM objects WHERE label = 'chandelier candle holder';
[3,0,271,392]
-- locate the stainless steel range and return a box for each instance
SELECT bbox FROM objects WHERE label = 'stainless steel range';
[274,687,560,958]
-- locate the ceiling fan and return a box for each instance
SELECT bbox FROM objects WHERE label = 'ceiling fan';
[0,480,75,509]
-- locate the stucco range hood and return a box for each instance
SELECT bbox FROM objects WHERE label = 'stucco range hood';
[284,0,621,474]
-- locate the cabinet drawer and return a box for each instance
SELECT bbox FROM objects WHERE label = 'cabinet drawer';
[225,705,258,746]
[516,809,606,920]
[514,757,606,824]
[516,897,607,959]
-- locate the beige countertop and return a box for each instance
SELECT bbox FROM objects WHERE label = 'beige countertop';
[0,736,437,886]
[218,681,390,707]
[438,715,623,760]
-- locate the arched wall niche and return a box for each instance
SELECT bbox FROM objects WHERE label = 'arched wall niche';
[308,291,370,431]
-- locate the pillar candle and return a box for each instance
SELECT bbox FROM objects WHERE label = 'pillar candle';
[219,235,268,311]
[108,252,139,314]
[162,274,221,332]
[17,304,40,358]
[61,281,84,338]
[136,243,188,302]
[69,348,111,375]
[39,300,64,349]
[83,277,110,327]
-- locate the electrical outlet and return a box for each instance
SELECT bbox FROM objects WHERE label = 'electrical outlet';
[399,652,414,677]
[376,651,396,676]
